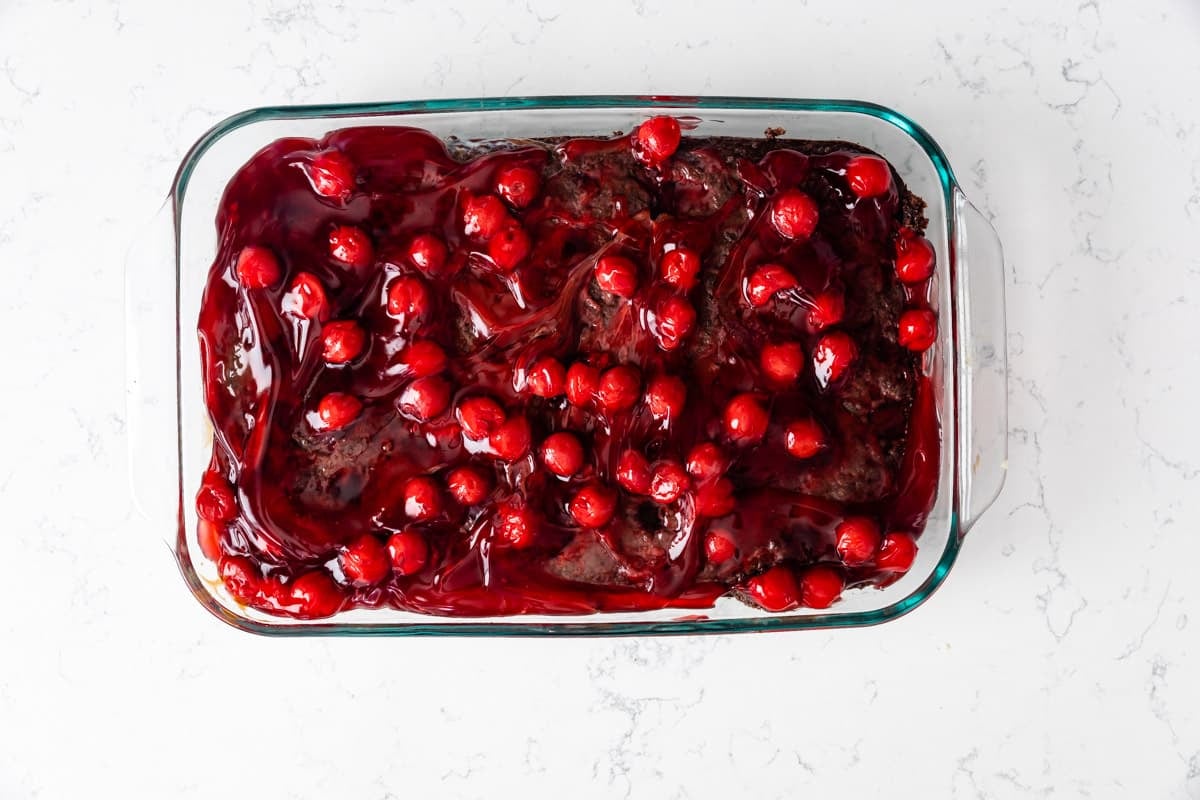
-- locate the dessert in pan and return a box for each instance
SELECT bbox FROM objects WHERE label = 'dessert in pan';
[194,115,940,619]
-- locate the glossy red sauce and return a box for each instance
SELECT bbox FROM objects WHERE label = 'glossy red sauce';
[195,122,940,619]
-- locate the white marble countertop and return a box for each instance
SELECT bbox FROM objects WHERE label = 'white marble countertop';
[2,0,1198,796]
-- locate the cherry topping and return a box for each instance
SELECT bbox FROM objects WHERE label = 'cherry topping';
[807,289,845,331]
[660,247,700,290]
[399,340,448,378]
[397,376,451,421]
[386,275,431,321]
[844,155,892,198]
[387,529,429,576]
[645,374,687,421]
[597,365,641,413]
[316,392,362,430]
[540,431,585,478]
[745,264,798,308]
[723,393,769,444]
[770,189,819,240]
[456,396,506,440]
[895,230,935,283]
[446,464,491,506]
[489,416,532,461]
[288,570,344,618]
[328,225,373,268]
[695,478,735,517]
[835,517,881,566]
[568,482,618,528]
[496,164,542,209]
[321,320,366,364]
[633,116,682,164]
[525,356,566,398]
[407,233,449,275]
[197,519,222,561]
[565,362,601,407]
[686,442,728,483]
[219,555,260,605]
[235,245,281,289]
[649,460,691,504]
[462,194,510,240]
[760,341,805,385]
[744,566,799,612]
[594,255,639,299]
[653,295,696,351]
[196,473,237,522]
[784,419,826,459]
[339,533,391,585]
[494,500,538,548]
[306,150,355,201]
[488,223,531,272]
[877,532,918,573]
[281,272,329,321]
[615,449,652,494]
[898,309,938,352]
[799,565,844,609]
[703,529,737,565]
[403,476,443,521]
[812,332,858,389]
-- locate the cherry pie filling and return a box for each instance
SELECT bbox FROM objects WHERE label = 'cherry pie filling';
[195,118,940,619]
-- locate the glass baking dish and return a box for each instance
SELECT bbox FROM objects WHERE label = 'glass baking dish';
[126,96,1006,636]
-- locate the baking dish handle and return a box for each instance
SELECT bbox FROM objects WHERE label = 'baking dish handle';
[953,190,1008,535]
[125,198,181,535]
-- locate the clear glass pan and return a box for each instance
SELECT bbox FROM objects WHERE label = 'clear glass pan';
[126,96,1007,635]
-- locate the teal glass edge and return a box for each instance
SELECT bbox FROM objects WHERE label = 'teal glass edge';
[169,95,963,637]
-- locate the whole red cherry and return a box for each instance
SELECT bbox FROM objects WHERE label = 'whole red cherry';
[568,482,618,528]
[745,264,798,308]
[446,464,492,506]
[321,320,366,364]
[723,393,769,444]
[387,529,430,576]
[456,396,506,440]
[877,532,918,573]
[895,229,936,283]
[316,392,362,430]
[235,245,281,289]
[403,476,443,521]
[597,365,641,413]
[306,150,355,201]
[496,164,542,209]
[489,416,532,461]
[494,500,538,548]
[408,233,449,275]
[744,565,800,612]
[898,309,938,352]
[844,155,892,198]
[525,356,566,398]
[660,247,700,290]
[339,533,391,585]
[703,529,737,565]
[770,189,819,240]
[800,565,844,609]
[397,376,451,421]
[760,341,805,385]
[616,450,651,494]
[328,225,373,268]
[812,332,857,389]
[784,419,826,459]
[633,116,682,164]
[835,517,881,566]
[540,431,585,477]
[594,255,639,299]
